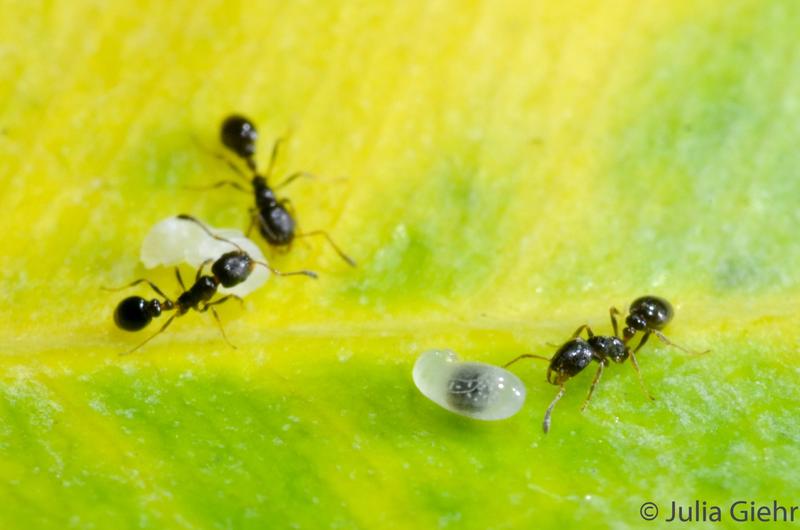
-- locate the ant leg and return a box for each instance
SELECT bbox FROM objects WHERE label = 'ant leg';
[264,137,288,180]
[174,268,186,291]
[120,314,177,356]
[191,135,252,181]
[246,209,258,237]
[503,353,550,368]
[628,351,655,401]
[632,331,650,354]
[571,324,594,339]
[543,385,566,434]
[653,330,710,355]
[211,307,236,349]
[102,279,170,300]
[580,362,605,411]
[184,181,251,194]
[295,230,357,267]
[201,294,245,309]
[253,260,318,279]
[276,171,316,190]
[176,214,244,253]
[195,259,213,283]
[198,296,242,349]
[609,307,622,337]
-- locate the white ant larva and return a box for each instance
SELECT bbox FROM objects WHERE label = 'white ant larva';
[412,349,527,421]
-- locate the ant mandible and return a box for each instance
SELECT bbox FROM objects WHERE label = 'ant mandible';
[200,114,356,267]
[108,214,317,354]
[504,308,652,433]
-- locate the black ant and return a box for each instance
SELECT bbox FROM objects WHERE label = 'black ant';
[108,214,317,354]
[504,309,652,433]
[196,114,356,267]
[616,295,706,356]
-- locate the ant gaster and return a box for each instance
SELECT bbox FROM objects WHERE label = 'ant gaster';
[504,309,652,434]
[617,295,706,356]
[199,114,356,267]
[108,214,317,354]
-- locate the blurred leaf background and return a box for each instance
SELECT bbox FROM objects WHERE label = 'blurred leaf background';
[0,1,798,528]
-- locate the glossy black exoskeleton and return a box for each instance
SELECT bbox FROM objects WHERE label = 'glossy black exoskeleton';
[220,114,259,165]
[505,309,651,433]
[617,295,704,356]
[200,114,356,267]
[108,215,316,354]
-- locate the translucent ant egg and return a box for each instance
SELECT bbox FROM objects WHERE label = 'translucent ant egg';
[412,349,527,420]
[140,216,268,297]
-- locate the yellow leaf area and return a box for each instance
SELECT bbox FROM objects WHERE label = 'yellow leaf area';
[1,1,798,529]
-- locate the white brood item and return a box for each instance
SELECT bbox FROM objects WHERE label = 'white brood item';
[412,349,527,421]
[140,216,269,297]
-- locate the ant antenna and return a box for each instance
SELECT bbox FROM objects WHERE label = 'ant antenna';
[503,353,550,368]
[254,260,318,279]
[176,214,245,253]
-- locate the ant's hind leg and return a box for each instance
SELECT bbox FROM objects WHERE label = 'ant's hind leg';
[653,330,710,356]
[190,135,253,180]
[632,331,650,354]
[609,307,622,337]
[103,279,170,300]
[121,314,177,356]
[580,363,605,411]
[628,351,655,401]
[543,385,566,434]
[571,324,594,339]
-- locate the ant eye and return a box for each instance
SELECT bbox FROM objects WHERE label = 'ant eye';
[140,216,269,297]
[413,350,526,421]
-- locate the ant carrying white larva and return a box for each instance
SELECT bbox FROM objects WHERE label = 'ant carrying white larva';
[107,214,316,355]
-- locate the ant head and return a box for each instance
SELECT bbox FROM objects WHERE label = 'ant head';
[221,114,258,159]
[588,335,628,363]
[212,251,253,288]
[114,296,161,331]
